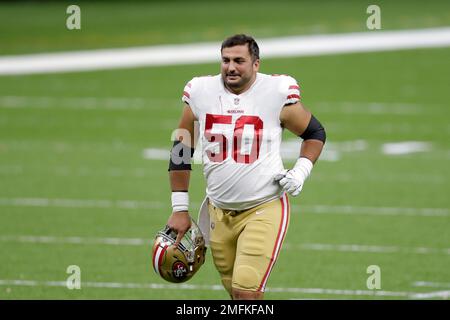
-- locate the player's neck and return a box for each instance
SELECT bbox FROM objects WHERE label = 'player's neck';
[224,73,257,95]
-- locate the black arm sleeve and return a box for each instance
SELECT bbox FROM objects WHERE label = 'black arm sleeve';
[168,140,195,171]
[299,115,326,143]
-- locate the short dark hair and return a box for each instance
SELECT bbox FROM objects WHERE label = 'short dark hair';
[221,34,260,61]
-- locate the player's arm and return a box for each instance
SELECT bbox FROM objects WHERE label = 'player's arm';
[167,103,197,246]
[275,101,326,196]
[280,101,325,163]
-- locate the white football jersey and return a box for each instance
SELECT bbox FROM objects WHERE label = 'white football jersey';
[182,73,301,210]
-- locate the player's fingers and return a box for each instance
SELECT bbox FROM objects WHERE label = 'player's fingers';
[285,171,296,180]
[174,230,185,248]
[286,179,296,189]
[292,184,304,196]
[273,172,287,181]
[287,184,297,194]
[278,177,288,187]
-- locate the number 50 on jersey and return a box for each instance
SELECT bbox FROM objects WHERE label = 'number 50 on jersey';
[204,113,264,164]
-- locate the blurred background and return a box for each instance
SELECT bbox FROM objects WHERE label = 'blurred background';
[0,0,449,299]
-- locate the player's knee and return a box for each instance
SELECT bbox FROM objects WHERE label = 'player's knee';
[232,265,261,291]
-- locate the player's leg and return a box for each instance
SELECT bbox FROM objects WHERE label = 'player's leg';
[232,287,263,300]
[231,194,290,300]
[208,203,237,297]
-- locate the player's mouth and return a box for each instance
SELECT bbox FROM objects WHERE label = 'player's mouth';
[226,74,240,80]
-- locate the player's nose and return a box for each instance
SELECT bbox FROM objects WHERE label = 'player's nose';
[227,61,236,72]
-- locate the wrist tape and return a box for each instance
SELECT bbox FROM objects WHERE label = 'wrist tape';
[171,192,189,212]
[293,157,313,182]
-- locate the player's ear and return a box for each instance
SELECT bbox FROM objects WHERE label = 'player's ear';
[253,58,260,71]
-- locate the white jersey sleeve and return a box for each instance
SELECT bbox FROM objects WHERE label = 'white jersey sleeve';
[278,75,301,105]
[181,77,200,119]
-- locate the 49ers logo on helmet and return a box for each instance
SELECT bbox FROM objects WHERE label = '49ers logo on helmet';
[172,261,188,279]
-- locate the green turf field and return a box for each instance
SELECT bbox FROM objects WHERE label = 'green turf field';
[0,1,449,300]
[1,0,450,55]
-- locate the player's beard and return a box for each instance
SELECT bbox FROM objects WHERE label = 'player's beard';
[223,72,252,92]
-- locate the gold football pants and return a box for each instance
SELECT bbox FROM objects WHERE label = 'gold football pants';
[208,193,290,293]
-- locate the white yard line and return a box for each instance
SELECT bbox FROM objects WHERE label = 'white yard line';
[382,141,432,155]
[0,235,149,246]
[312,172,447,184]
[0,163,446,184]
[0,235,448,256]
[144,139,435,162]
[298,204,450,217]
[287,243,450,255]
[0,197,164,210]
[0,197,448,217]
[315,101,427,115]
[0,165,153,178]
[412,281,450,289]
[410,291,450,299]
[0,96,178,110]
[0,279,447,299]
[0,96,431,115]
[1,27,450,75]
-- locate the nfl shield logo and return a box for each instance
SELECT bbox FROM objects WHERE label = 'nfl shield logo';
[234,98,240,105]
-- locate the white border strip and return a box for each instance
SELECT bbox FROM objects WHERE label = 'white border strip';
[1,27,450,75]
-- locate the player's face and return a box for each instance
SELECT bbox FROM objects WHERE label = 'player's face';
[221,44,259,94]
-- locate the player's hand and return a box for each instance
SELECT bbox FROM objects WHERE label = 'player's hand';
[274,158,313,197]
[274,169,305,197]
[167,211,192,247]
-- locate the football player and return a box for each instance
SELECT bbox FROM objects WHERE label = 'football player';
[167,34,326,300]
